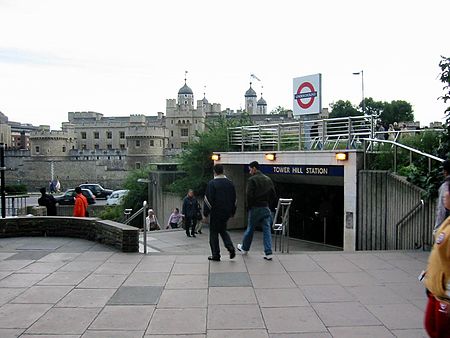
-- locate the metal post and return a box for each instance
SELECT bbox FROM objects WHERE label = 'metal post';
[428,157,432,173]
[347,117,352,149]
[410,151,413,166]
[241,127,244,152]
[394,146,397,173]
[298,121,302,150]
[361,70,365,115]
[323,217,327,244]
[363,139,367,170]
[277,124,281,151]
[143,200,148,254]
[321,121,326,150]
[0,143,5,218]
[258,125,261,151]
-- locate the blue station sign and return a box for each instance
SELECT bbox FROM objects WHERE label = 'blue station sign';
[257,164,344,177]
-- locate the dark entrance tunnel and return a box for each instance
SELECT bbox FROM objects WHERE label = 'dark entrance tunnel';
[269,176,344,248]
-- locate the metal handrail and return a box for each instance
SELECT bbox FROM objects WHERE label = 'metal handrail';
[123,206,145,225]
[395,199,424,250]
[363,138,444,173]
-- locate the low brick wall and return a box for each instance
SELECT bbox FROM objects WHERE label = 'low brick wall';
[0,217,139,253]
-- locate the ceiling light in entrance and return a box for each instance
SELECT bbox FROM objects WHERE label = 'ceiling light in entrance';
[265,153,276,161]
[211,154,220,161]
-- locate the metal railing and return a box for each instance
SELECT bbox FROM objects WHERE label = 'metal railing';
[272,198,293,253]
[395,199,424,250]
[123,202,148,254]
[228,115,375,151]
[363,138,445,173]
[228,115,444,153]
[0,195,28,217]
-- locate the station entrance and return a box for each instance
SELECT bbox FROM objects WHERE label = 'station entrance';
[273,180,344,248]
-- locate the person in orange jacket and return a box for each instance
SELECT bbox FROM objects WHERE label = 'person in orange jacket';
[73,186,88,217]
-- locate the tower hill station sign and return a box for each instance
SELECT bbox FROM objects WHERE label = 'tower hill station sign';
[259,164,344,177]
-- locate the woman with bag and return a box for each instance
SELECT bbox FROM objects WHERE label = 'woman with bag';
[423,184,450,337]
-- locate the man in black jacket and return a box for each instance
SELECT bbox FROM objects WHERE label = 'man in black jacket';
[38,187,57,216]
[237,161,277,260]
[204,164,236,261]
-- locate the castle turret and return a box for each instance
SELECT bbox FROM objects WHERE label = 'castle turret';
[245,83,257,114]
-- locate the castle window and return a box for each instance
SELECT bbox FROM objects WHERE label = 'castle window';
[170,130,173,137]
[150,140,154,146]
[120,144,125,149]
[35,146,40,153]
[94,144,99,149]
[181,128,189,137]
[107,144,112,149]
[94,132,99,139]
[81,132,86,139]
[107,131,112,139]
[135,162,141,169]
[184,94,187,98]
[171,143,174,148]
[120,131,125,139]
[184,101,187,104]
[171,120,174,124]
[62,146,66,152]
[135,140,141,147]
[82,144,87,150]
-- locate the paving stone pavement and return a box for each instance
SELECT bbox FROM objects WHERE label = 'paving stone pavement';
[0,231,429,337]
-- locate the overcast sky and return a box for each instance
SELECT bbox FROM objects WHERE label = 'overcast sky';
[0,0,448,129]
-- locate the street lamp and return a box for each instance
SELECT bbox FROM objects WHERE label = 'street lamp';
[353,70,365,115]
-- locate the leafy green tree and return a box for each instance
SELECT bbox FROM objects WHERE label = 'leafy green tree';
[100,165,154,223]
[437,56,450,160]
[380,100,414,125]
[359,97,384,117]
[169,115,252,197]
[270,106,292,115]
[329,100,361,118]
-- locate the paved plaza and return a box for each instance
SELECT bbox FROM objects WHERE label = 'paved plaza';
[0,228,429,337]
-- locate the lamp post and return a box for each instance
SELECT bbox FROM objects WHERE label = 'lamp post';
[353,70,365,115]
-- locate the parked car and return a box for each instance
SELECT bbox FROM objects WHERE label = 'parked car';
[106,189,129,206]
[54,188,96,205]
[79,184,113,199]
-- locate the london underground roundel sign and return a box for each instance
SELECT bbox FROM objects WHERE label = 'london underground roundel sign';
[293,74,322,116]
[295,82,316,109]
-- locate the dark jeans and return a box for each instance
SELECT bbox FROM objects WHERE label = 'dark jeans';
[209,216,234,259]
[185,217,197,235]
[170,222,178,229]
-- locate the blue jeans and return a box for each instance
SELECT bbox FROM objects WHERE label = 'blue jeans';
[242,207,273,255]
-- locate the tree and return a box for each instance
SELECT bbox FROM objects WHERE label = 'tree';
[169,115,252,197]
[380,100,414,125]
[270,106,291,115]
[359,97,384,117]
[329,100,361,118]
[439,56,450,117]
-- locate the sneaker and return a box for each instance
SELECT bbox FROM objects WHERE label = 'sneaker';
[229,250,236,259]
[237,244,248,255]
[263,254,273,261]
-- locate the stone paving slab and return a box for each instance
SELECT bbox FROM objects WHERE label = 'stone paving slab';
[0,234,432,337]
[209,272,252,287]
[108,286,163,305]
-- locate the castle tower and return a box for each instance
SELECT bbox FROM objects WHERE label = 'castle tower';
[257,92,267,114]
[177,72,194,110]
[245,82,257,114]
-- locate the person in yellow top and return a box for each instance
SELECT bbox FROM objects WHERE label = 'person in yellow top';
[423,186,450,337]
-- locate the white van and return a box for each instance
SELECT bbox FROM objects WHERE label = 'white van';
[106,189,129,206]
